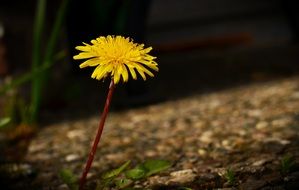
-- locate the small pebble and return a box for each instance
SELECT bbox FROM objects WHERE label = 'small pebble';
[271,118,291,128]
[65,154,80,162]
[57,184,69,190]
[252,159,269,167]
[256,121,268,130]
[198,148,207,156]
[169,169,196,183]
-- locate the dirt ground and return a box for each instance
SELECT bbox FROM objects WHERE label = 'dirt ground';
[3,75,296,190]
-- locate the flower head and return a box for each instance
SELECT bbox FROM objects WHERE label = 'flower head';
[73,35,158,84]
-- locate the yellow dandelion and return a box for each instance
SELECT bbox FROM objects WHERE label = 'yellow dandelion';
[73,35,159,84]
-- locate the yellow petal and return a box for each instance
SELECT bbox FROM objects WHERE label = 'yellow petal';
[113,70,121,84]
[75,45,91,52]
[133,64,147,80]
[91,66,102,79]
[138,60,159,71]
[120,64,129,82]
[142,47,152,53]
[73,35,158,83]
[137,70,146,80]
[128,66,137,80]
[73,52,95,60]
[135,63,154,77]
[95,65,113,80]
[79,58,100,68]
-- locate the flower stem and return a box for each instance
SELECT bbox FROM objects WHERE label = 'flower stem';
[79,80,115,190]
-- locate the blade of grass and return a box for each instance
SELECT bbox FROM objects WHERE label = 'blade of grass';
[0,117,11,128]
[0,50,66,96]
[29,0,69,123]
[29,0,47,123]
[0,64,50,96]
[44,0,69,66]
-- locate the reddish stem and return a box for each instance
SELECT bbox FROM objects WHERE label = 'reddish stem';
[79,80,115,190]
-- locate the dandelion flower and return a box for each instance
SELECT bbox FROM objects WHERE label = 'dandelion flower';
[73,35,159,84]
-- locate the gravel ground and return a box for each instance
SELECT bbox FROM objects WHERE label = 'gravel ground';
[19,76,299,189]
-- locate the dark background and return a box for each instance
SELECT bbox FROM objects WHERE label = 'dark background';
[0,0,299,118]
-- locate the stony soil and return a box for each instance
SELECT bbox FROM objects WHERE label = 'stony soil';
[6,76,299,189]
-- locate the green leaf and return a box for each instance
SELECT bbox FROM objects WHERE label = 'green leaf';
[125,160,171,180]
[102,160,131,179]
[115,178,133,189]
[143,160,172,177]
[125,168,146,180]
[0,117,11,128]
[59,169,78,190]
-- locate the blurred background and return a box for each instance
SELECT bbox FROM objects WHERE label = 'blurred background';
[0,0,299,159]
[0,0,299,188]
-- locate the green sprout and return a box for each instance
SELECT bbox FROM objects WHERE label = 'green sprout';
[60,160,171,190]
[280,155,296,175]
[59,169,79,190]
[96,159,171,190]
[224,168,236,186]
